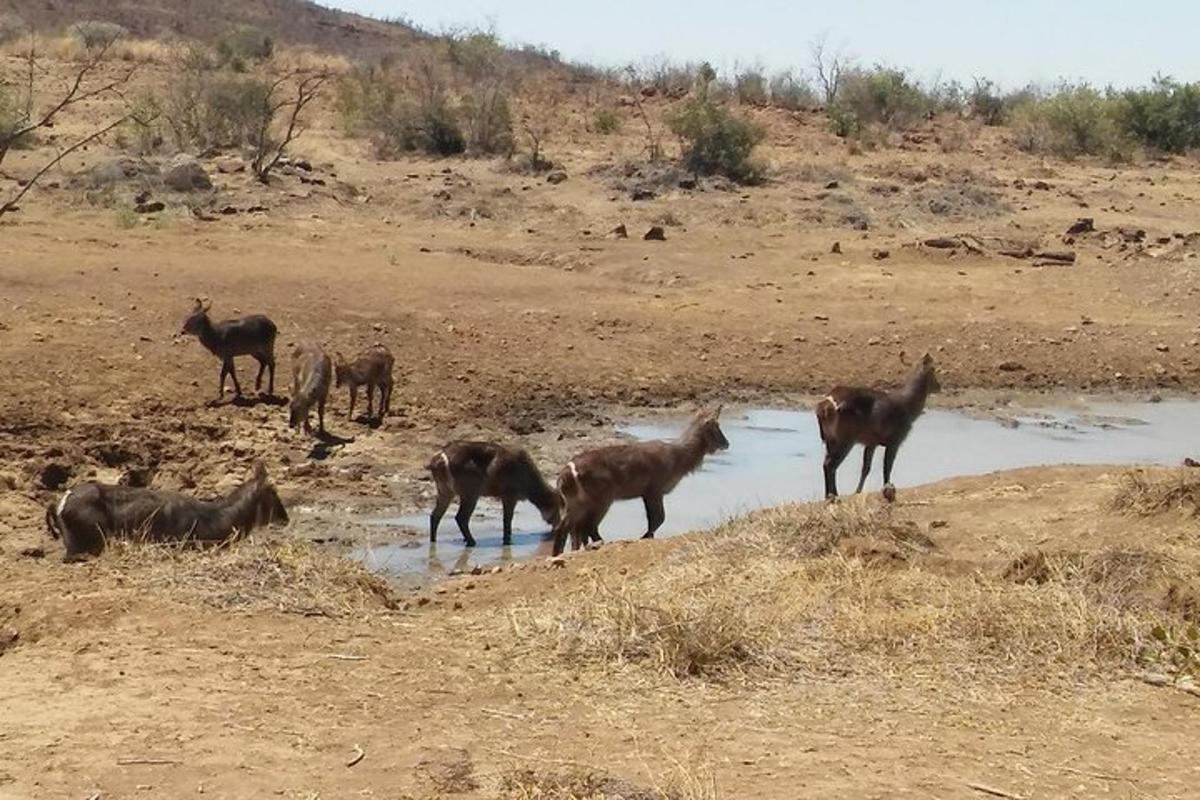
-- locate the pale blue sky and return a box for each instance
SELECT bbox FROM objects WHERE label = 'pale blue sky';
[322,1,1197,88]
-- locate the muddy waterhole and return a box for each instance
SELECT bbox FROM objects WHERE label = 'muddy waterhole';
[354,399,1199,584]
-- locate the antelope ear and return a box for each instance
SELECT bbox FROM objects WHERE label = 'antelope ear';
[192,297,204,311]
[921,352,934,366]
[251,461,269,485]
[711,404,723,419]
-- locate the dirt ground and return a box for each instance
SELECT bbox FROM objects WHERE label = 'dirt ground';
[2,51,1200,798]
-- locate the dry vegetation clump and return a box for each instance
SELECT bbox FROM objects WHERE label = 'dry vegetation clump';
[99,538,397,617]
[1111,469,1200,517]
[525,500,1189,683]
[499,763,715,800]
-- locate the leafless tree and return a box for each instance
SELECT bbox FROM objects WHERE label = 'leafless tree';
[810,32,850,107]
[1,37,138,220]
[250,71,329,184]
[623,65,663,162]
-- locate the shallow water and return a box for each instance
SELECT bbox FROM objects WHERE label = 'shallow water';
[354,400,1200,583]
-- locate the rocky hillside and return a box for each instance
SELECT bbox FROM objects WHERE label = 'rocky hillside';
[0,0,420,56]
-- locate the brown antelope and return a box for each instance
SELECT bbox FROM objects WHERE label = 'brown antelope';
[428,441,563,547]
[335,345,394,423]
[45,462,289,561]
[552,406,729,556]
[180,298,278,402]
[815,352,940,502]
[289,342,332,436]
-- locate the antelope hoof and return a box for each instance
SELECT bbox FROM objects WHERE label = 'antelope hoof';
[641,532,655,540]
[882,484,897,503]
[463,537,477,548]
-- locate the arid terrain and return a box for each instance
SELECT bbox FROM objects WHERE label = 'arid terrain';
[2,10,1200,799]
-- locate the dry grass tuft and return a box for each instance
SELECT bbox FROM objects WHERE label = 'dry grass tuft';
[499,763,715,800]
[101,537,397,617]
[1111,469,1200,517]
[0,35,172,63]
[524,500,1189,683]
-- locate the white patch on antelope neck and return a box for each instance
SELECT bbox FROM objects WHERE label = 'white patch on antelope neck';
[56,489,72,516]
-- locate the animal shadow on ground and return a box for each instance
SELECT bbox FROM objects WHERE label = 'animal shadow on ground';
[210,393,289,409]
[351,414,385,429]
[308,429,355,460]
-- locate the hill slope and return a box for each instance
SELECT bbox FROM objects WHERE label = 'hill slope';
[1,0,420,56]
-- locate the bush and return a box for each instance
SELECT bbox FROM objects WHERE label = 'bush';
[969,78,1007,125]
[1011,84,1129,159]
[733,68,768,106]
[114,93,165,155]
[768,70,818,111]
[163,73,272,150]
[592,108,620,134]
[215,25,273,71]
[829,67,930,137]
[0,13,26,45]
[1113,77,1200,154]
[667,87,765,184]
[69,20,128,49]
[335,66,465,158]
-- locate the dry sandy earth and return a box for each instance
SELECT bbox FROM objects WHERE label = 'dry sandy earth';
[2,54,1200,798]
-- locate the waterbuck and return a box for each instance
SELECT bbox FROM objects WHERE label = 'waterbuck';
[551,406,729,556]
[289,342,332,437]
[180,299,278,402]
[428,441,563,547]
[45,462,289,561]
[334,345,394,423]
[815,352,940,502]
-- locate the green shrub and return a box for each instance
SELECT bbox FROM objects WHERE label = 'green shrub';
[335,67,465,157]
[1012,84,1129,159]
[1114,77,1200,154]
[0,13,26,44]
[667,87,765,184]
[461,88,513,155]
[163,74,272,150]
[733,68,769,106]
[769,71,818,111]
[829,67,930,137]
[969,78,1007,125]
[592,108,620,134]
[215,25,273,71]
[69,20,127,49]
[114,93,165,155]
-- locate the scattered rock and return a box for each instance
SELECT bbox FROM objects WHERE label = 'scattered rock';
[214,158,245,174]
[608,224,628,239]
[135,201,165,214]
[998,360,1025,372]
[545,170,568,185]
[923,237,961,249]
[831,242,842,254]
[1033,250,1076,265]
[824,180,840,189]
[163,155,213,192]
[678,178,697,190]
[1065,217,1094,236]
[85,157,156,187]
[631,187,656,201]
[871,249,890,260]
[643,226,666,241]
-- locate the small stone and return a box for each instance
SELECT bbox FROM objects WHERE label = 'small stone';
[643,226,666,241]
[831,242,842,254]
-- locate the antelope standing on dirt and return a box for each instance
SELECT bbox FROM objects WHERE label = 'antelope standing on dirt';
[428,441,563,547]
[289,342,332,436]
[45,462,289,561]
[335,345,394,424]
[180,299,278,402]
[552,406,729,556]
[815,352,940,502]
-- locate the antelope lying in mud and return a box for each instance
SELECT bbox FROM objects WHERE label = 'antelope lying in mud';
[45,463,289,561]
[428,441,562,547]
[552,406,729,556]
[815,352,940,502]
[180,299,278,402]
[289,342,332,436]
[335,345,394,424]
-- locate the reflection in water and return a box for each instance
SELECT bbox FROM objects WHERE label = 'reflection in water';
[353,400,1200,585]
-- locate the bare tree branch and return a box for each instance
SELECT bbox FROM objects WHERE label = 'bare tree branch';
[810,32,849,107]
[250,71,328,183]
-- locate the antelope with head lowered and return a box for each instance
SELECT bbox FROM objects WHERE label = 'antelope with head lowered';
[334,344,394,424]
[552,406,729,556]
[289,342,332,437]
[180,298,278,403]
[428,441,563,547]
[45,462,289,562]
[815,352,940,502]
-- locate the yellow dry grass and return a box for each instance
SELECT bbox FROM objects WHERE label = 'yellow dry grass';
[523,499,1186,683]
[1111,468,1200,517]
[99,536,397,617]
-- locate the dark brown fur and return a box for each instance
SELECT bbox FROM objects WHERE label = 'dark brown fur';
[289,342,332,436]
[45,463,288,561]
[428,441,562,546]
[334,344,394,423]
[815,353,940,501]
[180,298,278,401]
[552,407,729,556]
